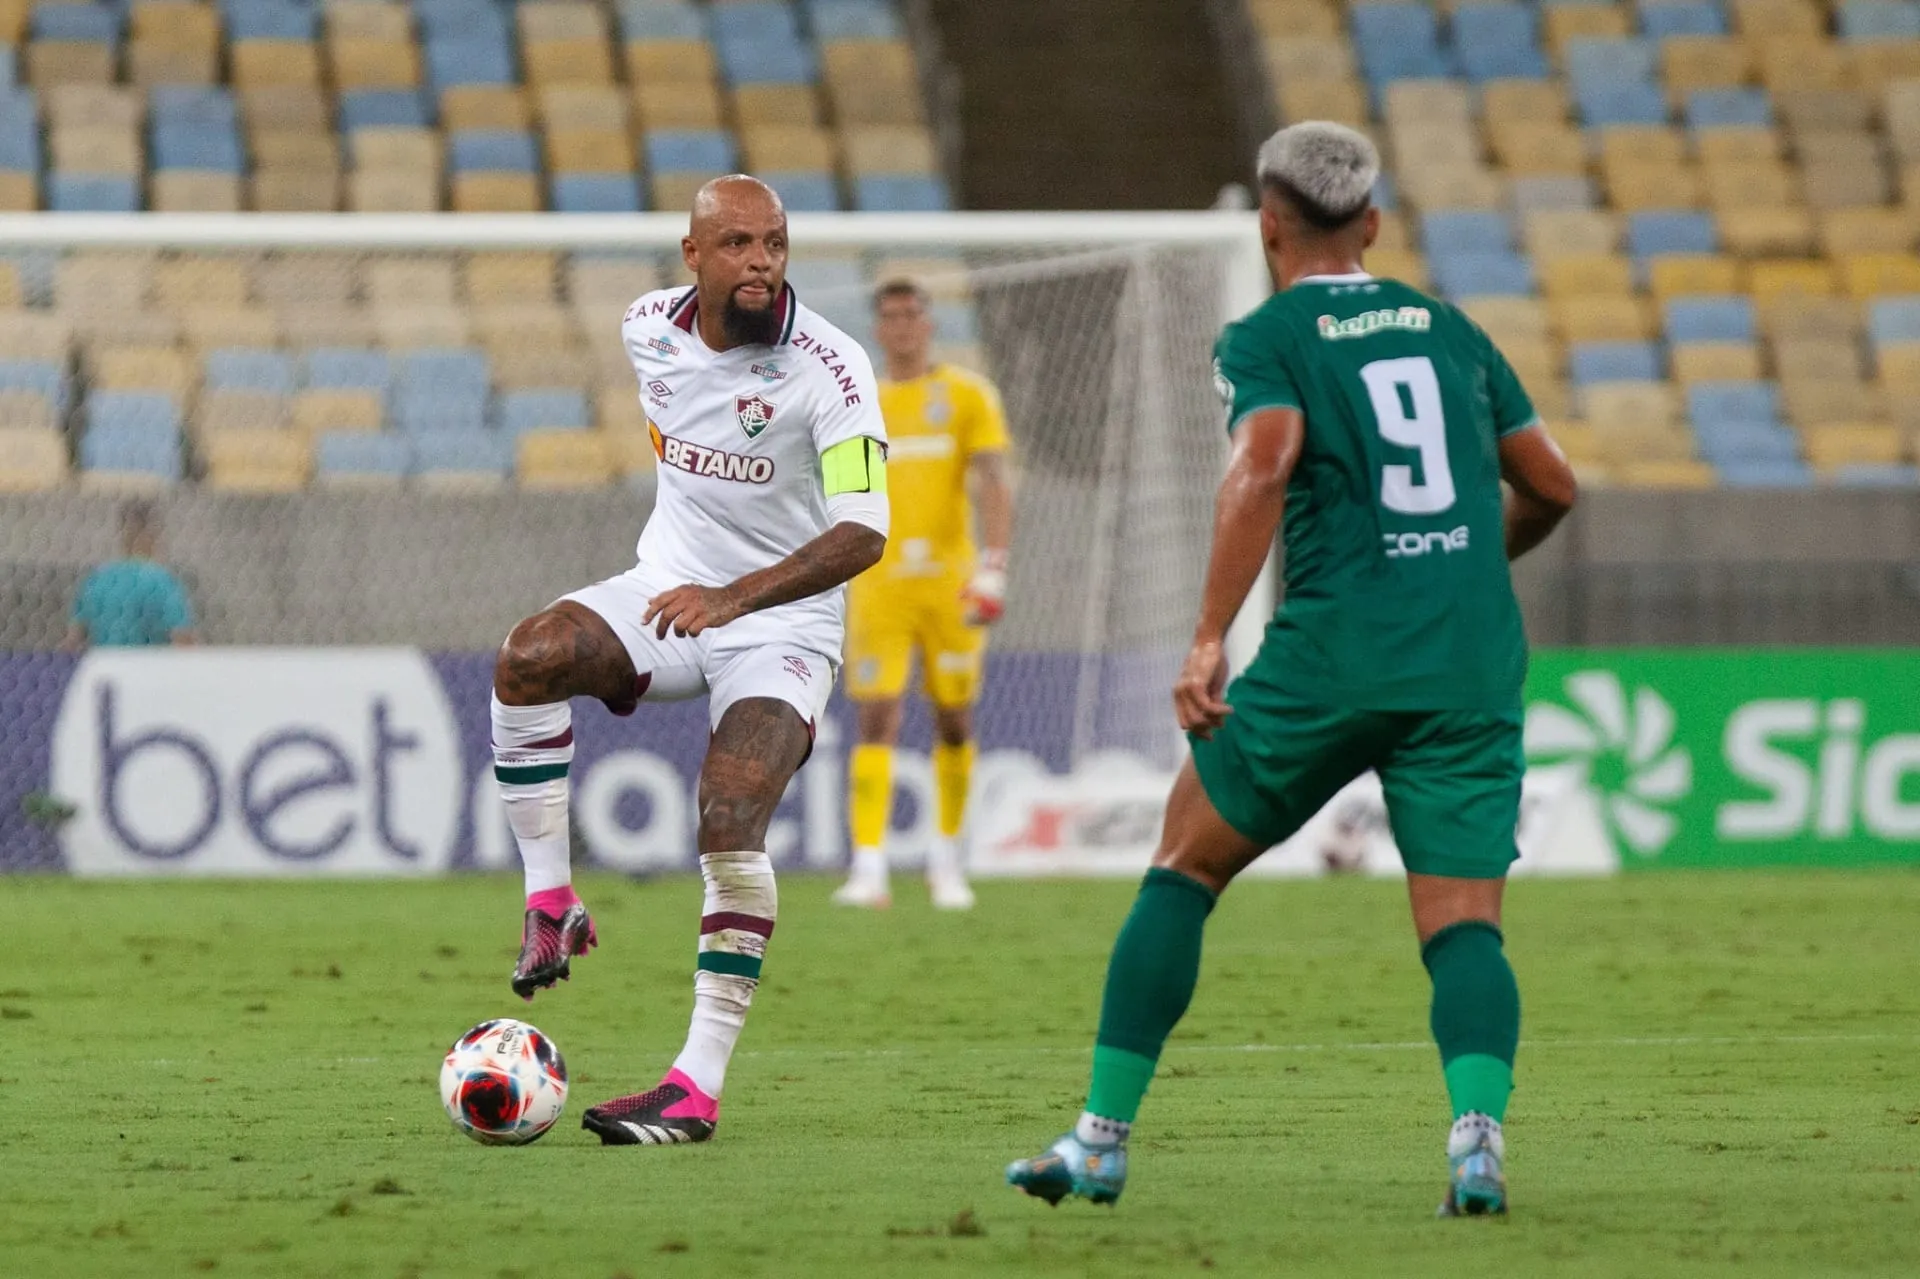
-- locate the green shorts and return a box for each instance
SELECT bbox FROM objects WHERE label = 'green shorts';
[1189,674,1523,880]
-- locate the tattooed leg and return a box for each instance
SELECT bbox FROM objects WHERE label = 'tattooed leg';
[493,601,637,707]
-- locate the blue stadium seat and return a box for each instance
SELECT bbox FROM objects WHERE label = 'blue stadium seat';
[1830,463,1920,485]
[206,350,297,394]
[0,360,69,413]
[1512,175,1598,212]
[1451,4,1549,81]
[1576,82,1670,126]
[1687,88,1771,128]
[1666,296,1756,343]
[1371,173,1396,211]
[1566,37,1659,86]
[715,28,816,86]
[1839,0,1920,40]
[151,125,244,173]
[646,129,736,173]
[1429,250,1534,298]
[32,4,123,42]
[854,174,950,211]
[304,349,392,392]
[1868,296,1920,343]
[1718,457,1814,487]
[426,35,517,88]
[414,0,509,36]
[1627,210,1717,258]
[710,2,800,42]
[151,86,239,128]
[1695,419,1802,463]
[1688,380,1781,425]
[82,394,183,481]
[398,348,490,396]
[1637,0,1726,38]
[552,173,645,213]
[786,257,865,294]
[411,427,510,477]
[497,389,589,437]
[1571,341,1662,383]
[223,1,317,40]
[317,430,410,481]
[396,391,490,434]
[1421,210,1512,254]
[807,0,903,40]
[764,171,840,211]
[0,46,15,90]
[339,90,433,131]
[0,113,41,173]
[449,129,538,172]
[1351,3,1451,85]
[49,175,140,213]
[617,1,707,40]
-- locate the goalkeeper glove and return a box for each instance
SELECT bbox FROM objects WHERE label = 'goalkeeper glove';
[962,549,1008,626]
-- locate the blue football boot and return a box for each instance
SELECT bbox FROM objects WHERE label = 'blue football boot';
[1438,1113,1508,1217]
[1006,1133,1127,1206]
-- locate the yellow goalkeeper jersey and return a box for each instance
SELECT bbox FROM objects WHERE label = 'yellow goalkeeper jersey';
[873,363,1009,579]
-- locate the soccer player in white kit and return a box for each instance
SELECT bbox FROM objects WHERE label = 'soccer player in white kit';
[489,176,890,1145]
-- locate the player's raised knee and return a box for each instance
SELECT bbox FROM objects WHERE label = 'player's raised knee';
[495,609,581,704]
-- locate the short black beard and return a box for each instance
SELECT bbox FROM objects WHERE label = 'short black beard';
[722,291,782,347]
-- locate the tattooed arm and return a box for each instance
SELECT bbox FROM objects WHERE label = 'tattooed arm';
[644,522,886,639]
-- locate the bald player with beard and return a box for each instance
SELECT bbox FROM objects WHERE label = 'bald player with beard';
[487,175,891,1145]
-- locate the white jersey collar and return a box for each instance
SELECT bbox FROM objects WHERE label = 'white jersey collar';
[1294,272,1374,285]
[667,281,801,347]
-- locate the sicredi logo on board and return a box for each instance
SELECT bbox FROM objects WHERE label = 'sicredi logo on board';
[51,650,464,875]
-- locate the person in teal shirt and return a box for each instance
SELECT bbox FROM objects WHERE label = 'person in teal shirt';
[66,501,197,648]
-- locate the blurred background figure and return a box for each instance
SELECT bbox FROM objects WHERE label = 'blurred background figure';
[64,501,196,649]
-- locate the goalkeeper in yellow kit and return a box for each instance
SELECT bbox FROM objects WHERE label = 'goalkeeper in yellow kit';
[833,279,1013,910]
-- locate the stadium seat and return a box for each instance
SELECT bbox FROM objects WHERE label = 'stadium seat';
[1430,251,1535,299]
[0,425,68,491]
[763,171,839,211]
[449,129,539,172]
[1641,0,1728,39]
[315,429,409,485]
[1452,4,1549,82]
[81,393,183,486]
[203,426,311,491]
[854,174,950,211]
[1570,341,1663,383]
[339,89,432,130]
[552,173,644,212]
[1421,211,1512,255]
[206,349,296,395]
[1666,296,1757,342]
[411,426,511,488]
[518,427,614,489]
[645,129,736,174]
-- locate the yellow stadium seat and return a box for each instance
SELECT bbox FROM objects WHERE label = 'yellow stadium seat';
[182,306,281,350]
[1876,341,1920,387]
[279,308,374,347]
[1367,250,1430,290]
[1731,0,1822,40]
[350,126,440,174]
[602,425,655,477]
[1548,421,1602,465]
[1885,81,1920,160]
[294,389,383,436]
[1671,342,1764,382]
[327,2,410,42]
[734,85,821,127]
[1399,164,1504,210]
[1582,381,1680,430]
[73,309,183,350]
[349,169,440,212]
[1778,87,1873,139]
[1531,380,1575,424]
[1599,125,1685,166]
[368,260,458,306]
[1497,336,1561,386]
[473,304,575,350]
[252,168,340,211]
[568,259,662,313]
[1748,257,1837,302]
[1772,337,1865,381]
[154,258,247,310]
[51,126,141,174]
[1373,210,1413,252]
[742,125,837,174]
[329,38,421,90]
[1540,253,1635,298]
[1717,206,1816,256]
[129,44,219,87]
[519,429,615,490]
[651,172,723,214]
[0,172,35,211]
[1783,378,1884,427]
[1766,294,1860,341]
[0,426,68,491]
[1389,121,1482,170]
[1384,79,1473,127]
[1804,422,1903,468]
[195,389,292,436]
[517,1,606,41]
[492,344,594,390]
[1850,41,1920,93]
[442,86,531,132]
[1661,36,1751,101]
[0,389,55,430]
[632,81,726,130]
[451,173,541,213]
[0,262,22,307]
[93,346,194,399]
[842,125,932,175]
[1647,254,1742,298]
[29,42,116,87]
[231,39,323,88]
[1552,294,1655,342]
[1525,213,1620,264]
[1263,36,1355,81]
[0,313,71,363]
[1839,253,1920,299]
[1247,0,1341,38]
[467,253,559,304]
[152,172,243,212]
[131,0,218,47]
[57,252,156,311]
[595,382,644,433]
[1278,77,1368,126]
[1488,121,1585,175]
[1617,459,1716,488]
[0,0,21,43]
[822,55,924,125]
[375,305,471,348]
[1704,158,1799,209]
[547,129,634,174]
[1757,35,1848,93]
[1695,126,1780,164]
[624,38,716,85]
[47,83,141,129]
[1544,4,1631,57]
[538,85,627,132]
[1482,79,1568,123]
[251,130,339,170]
[203,428,311,492]
[240,85,329,132]
[1605,159,1704,210]
[253,254,355,308]
[524,37,616,87]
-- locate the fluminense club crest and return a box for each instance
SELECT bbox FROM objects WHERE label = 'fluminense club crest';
[736,393,776,439]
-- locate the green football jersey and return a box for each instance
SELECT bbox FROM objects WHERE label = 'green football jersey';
[1212,271,1539,712]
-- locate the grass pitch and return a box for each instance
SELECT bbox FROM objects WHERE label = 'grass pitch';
[2,870,1917,1278]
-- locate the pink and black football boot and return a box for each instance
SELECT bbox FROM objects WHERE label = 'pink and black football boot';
[581,1069,719,1145]
[510,899,597,1001]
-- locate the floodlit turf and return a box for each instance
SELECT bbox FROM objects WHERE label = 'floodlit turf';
[2,871,1917,1278]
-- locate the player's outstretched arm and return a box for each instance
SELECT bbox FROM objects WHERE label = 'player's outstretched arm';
[1177,407,1305,738]
[1497,424,1578,561]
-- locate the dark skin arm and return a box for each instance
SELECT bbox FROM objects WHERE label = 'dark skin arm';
[1174,407,1304,740]
[1498,424,1578,561]
[645,522,887,639]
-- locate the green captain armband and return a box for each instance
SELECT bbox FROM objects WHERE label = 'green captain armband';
[822,436,887,496]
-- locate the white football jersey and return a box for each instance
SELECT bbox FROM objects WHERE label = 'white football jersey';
[620,283,887,654]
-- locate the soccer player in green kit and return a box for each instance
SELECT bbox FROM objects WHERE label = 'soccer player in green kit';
[1006,122,1578,1217]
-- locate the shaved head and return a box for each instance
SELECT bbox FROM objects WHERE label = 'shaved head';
[682,174,790,349]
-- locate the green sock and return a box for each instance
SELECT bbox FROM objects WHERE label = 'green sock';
[1085,867,1217,1123]
[1421,919,1520,1123]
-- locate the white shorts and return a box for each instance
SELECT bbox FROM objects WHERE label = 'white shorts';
[563,564,837,731]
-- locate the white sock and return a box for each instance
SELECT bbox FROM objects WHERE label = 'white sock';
[1448,1112,1504,1159]
[490,694,573,897]
[849,846,888,886]
[1075,1112,1130,1146]
[671,851,777,1099]
[926,834,966,881]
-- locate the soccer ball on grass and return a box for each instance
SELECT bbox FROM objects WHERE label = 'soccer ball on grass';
[440,1018,568,1145]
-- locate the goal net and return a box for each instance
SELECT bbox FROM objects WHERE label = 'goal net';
[0,213,1264,873]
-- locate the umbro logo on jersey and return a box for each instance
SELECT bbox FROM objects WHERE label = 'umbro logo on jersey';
[646,336,681,357]
[647,379,673,399]
[782,656,812,681]
[736,393,776,440]
[749,361,788,383]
